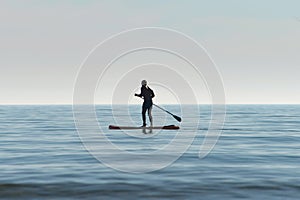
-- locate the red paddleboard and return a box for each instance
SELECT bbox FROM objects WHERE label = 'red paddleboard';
[108,125,179,130]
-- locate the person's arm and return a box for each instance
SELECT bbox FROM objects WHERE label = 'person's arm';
[151,88,155,98]
[135,87,143,98]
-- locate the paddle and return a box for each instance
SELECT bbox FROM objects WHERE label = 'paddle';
[135,95,182,122]
[153,104,182,122]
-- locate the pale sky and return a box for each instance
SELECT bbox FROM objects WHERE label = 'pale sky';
[0,0,300,104]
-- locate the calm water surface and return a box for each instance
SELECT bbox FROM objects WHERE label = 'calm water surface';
[0,105,300,199]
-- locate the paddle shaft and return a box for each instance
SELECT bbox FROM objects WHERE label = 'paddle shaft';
[153,104,182,122]
[135,96,182,122]
[153,104,173,116]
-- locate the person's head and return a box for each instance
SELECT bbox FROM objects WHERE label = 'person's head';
[141,80,147,86]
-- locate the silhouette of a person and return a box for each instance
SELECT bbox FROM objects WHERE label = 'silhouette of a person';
[135,80,155,127]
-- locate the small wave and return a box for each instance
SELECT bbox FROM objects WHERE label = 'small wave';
[1,181,299,199]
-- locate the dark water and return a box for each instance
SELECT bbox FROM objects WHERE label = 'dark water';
[0,105,300,199]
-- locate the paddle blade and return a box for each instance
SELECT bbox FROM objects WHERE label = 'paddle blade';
[173,115,182,122]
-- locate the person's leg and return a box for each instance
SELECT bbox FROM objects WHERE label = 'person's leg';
[142,104,147,126]
[148,105,153,126]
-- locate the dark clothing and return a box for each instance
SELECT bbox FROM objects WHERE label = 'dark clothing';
[136,85,155,102]
[136,85,155,126]
[142,103,152,126]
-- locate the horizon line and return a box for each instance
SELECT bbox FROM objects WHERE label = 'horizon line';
[0,103,299,106]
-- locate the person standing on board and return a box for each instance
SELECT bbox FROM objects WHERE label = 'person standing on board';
[135,80,155,127]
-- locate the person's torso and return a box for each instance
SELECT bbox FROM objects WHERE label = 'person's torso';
[142,86,153,101]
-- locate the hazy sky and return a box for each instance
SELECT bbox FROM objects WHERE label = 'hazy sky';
[1,0,299,104]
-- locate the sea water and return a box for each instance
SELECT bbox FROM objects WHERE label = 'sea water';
[0,105,300,199]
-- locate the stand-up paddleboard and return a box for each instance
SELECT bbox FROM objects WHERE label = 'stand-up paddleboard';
[109,125,179,130]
